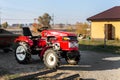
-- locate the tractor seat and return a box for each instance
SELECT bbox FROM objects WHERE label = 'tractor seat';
[22,27,41,39]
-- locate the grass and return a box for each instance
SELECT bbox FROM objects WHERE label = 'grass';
[79,40,120,54]
[1,74,54,80]
[0,68,20,80]
[0,68,53,80]
[2,74,20,80]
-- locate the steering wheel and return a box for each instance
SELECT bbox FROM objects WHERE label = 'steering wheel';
[37,27,49,32]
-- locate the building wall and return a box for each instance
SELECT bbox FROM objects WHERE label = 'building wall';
[91,21,120,40]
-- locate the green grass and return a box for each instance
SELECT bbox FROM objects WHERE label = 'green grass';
[79,40,120,54]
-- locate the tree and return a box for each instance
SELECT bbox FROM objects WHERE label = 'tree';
[38,13,52,28]
[2,22,8,28]
[67,25,73,32]
[18,24,22,28]
[59,23,64,28]
[75,22,90,35]
[32,23,42,33]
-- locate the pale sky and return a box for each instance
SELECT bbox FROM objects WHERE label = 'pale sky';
[0,0,120,24]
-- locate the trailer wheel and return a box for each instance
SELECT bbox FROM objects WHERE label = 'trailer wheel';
[43,49,60,69]
[15,43,31,64]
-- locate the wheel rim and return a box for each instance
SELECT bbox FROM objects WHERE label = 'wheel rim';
[16,46,26,61]
[68,60,76,63]
[46,53,56,66]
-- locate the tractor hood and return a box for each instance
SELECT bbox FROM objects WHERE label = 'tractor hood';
[41,30,76,37]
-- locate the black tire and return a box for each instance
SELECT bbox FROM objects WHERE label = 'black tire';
[15,43,31,64]
[43,49,60,69]
[65,51,80,65]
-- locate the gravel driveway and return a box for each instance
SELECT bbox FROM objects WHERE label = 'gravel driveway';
[0,50,120,80]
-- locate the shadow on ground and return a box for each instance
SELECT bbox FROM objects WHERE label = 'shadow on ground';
[10,69,80,80]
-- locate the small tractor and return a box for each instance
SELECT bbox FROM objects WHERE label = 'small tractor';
[14,27,80,69]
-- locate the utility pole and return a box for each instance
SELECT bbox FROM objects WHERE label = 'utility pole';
[0,8,1,28]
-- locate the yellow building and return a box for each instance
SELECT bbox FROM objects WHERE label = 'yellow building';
[87,6,120,40]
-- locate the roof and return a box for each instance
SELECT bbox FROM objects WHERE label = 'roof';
[87,6,120,21]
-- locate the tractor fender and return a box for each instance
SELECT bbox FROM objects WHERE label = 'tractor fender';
[14,36,33,46]
[40,46,53,57]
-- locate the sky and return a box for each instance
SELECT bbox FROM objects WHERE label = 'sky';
[0,0,120,25]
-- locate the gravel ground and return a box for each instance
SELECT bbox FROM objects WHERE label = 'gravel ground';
[0,50,120,80]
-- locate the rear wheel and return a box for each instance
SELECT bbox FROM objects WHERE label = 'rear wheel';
[15,43,31,64]
[43,49,60,69]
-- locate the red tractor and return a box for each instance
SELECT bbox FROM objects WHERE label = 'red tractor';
[14,27,80,69]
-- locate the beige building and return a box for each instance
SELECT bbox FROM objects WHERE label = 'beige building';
[87,6,120,40]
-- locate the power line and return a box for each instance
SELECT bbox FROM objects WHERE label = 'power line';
[0,8,1,27]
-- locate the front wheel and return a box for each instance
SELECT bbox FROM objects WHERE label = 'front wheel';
[43,49,60,69]
[65,51,80,65]
[15,43,31,64]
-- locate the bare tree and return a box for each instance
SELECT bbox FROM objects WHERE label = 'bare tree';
[38,13,52,28]
[75,22,89,35]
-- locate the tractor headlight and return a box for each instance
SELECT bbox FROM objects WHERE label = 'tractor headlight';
[63,37,70,41]
[53,43,60,50]
[63,36,78,41]
[69,42,78,48]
